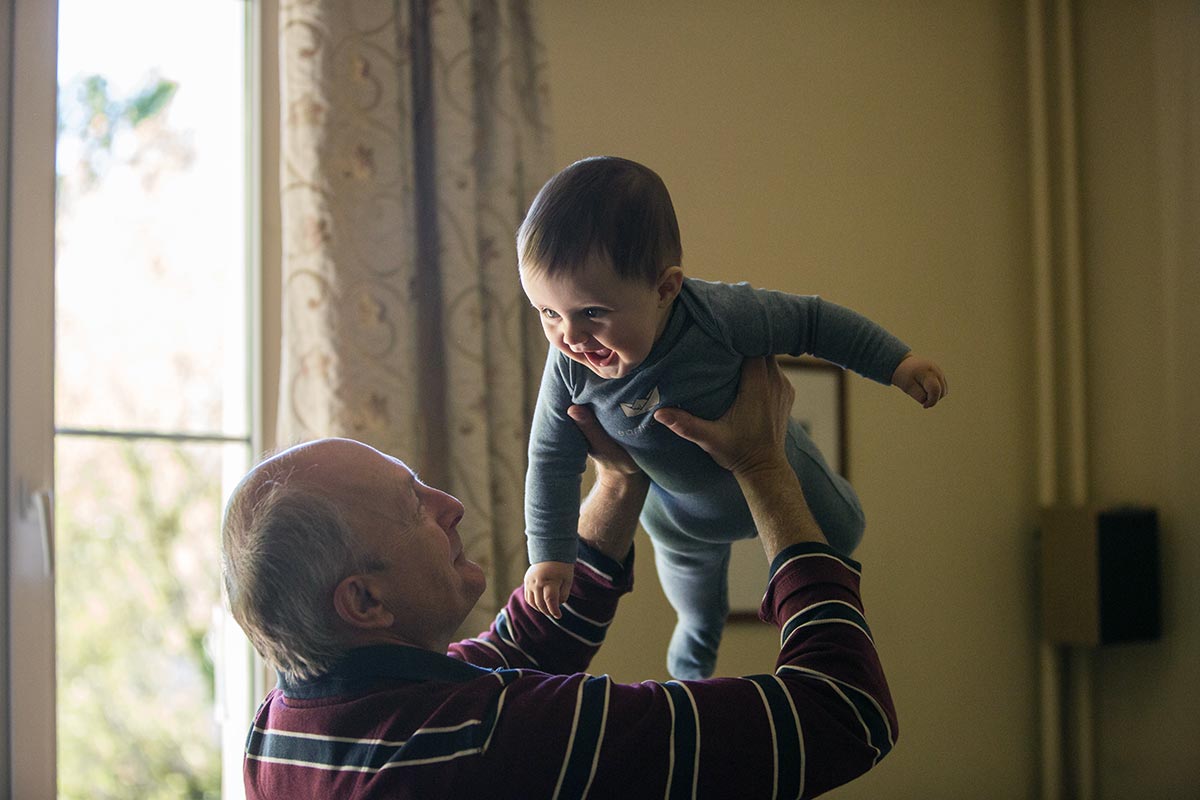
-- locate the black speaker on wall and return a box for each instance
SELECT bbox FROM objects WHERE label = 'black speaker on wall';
[1039,505,1161,646]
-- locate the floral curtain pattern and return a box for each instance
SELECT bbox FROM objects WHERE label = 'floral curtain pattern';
[278,0,552,632]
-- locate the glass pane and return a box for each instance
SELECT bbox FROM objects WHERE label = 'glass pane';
[55,0,248,435]
[53,2,256,797]
[55,436,247,800]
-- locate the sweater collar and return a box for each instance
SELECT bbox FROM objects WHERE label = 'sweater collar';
[279,643,491,699]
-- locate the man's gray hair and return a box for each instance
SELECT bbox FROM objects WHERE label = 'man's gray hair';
[221,466,382,684]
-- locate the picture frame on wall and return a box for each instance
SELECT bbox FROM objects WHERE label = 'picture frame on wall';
[726,356,848,620]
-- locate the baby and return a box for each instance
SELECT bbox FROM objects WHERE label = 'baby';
[519,156,946,679]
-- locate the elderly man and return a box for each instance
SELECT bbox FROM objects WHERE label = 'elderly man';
[222,357,897,799]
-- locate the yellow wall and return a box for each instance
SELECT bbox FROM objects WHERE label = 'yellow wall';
[537,1,1198,797]
[1075,3,1200,798]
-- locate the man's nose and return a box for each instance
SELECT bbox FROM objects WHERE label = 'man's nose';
[431,487,465,528]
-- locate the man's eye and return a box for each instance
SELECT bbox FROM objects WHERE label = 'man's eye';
[541,308,559,319]
[583,308,607,319]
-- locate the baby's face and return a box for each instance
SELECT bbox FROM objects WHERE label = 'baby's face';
[520,255,675,379]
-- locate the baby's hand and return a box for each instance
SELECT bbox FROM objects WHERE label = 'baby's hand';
[891,354,949,409]
[524,561,574,619]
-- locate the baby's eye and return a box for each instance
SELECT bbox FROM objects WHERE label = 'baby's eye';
[540,308,560,320]
[582,307,607,319]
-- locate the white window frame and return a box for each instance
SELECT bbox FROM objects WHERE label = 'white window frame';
[5,0,59,795]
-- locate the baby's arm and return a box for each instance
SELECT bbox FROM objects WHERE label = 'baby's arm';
[524,561,574,619]
[524,351,592,619]
[693,282,949,406]
[891,353,949,408]
[524,401,646,620]
[694,281,910,385]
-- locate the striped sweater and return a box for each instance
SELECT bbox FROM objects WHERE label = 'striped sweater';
[244,540,898,799]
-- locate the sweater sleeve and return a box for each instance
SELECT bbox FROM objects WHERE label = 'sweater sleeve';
[524,348,590,565]
[689,279,911,385]
[461,541,898,800]
[447,540,634,674]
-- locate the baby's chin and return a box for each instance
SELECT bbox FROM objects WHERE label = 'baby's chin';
[583,359,643,380]
[582,361,620,379]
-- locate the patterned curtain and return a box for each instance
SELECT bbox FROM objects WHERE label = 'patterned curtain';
[277,0,552,633]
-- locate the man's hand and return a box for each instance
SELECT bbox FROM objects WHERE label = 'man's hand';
[567,404,643,481]
[653,356,794,476]
[891,354,948,409]
[524,561,574,619]
[654,356,825,559]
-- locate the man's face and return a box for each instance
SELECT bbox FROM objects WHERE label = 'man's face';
[520,254,674,380]
[308,439,487,649]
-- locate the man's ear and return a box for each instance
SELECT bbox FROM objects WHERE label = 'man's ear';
[333,574,395,630]
[656,266,684,307]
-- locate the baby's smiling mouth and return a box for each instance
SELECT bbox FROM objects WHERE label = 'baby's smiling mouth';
[581,347,616,369]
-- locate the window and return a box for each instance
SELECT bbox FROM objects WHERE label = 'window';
[53,2,260,797]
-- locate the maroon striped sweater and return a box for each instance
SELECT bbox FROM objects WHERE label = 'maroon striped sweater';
[244,540,897,799]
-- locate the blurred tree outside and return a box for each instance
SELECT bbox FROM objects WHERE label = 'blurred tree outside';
[55,440,222,800]
[55,71,223,800]
[57,73,180,188]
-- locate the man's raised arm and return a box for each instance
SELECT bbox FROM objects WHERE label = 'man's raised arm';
[449,403,648,674]
[567,403,651,562]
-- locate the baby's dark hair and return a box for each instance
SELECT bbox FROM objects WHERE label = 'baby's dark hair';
[517,156,682,285]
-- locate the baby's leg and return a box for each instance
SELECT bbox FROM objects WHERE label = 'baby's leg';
[652,541,731,680]
[786,419,865,555]
[642,495,731,680]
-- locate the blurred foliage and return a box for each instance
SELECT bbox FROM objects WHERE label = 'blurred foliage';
[123,78,179,126]
[57,72,180,186]
[56,439,222,800]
